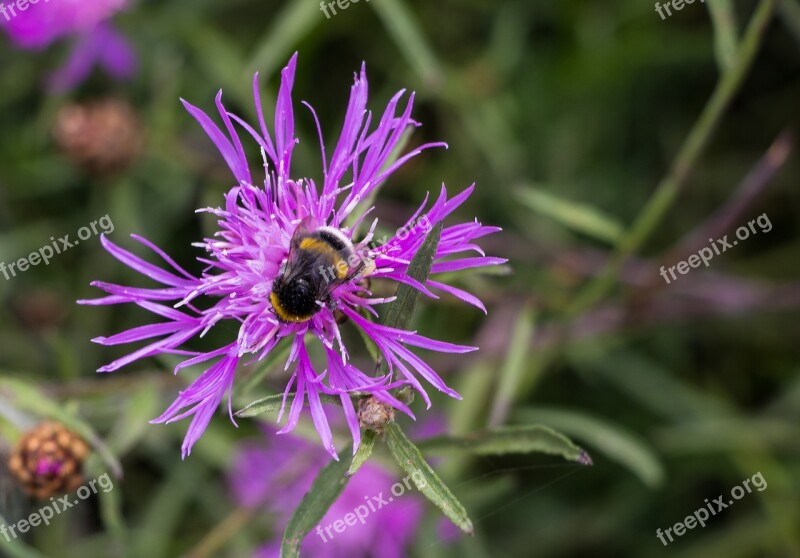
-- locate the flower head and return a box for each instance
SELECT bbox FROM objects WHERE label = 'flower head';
[81,53,505,458]
[1,0,135,91]
[230,428,425,558]
[8,422,90,499]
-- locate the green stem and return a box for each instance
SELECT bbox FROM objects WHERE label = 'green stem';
[778,0,800,45]
[566,0,775,317]
[184,507,256,558]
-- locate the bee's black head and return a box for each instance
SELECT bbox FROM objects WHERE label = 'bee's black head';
[270,277,320,323]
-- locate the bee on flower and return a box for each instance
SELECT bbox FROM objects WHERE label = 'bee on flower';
[80,53,505,459]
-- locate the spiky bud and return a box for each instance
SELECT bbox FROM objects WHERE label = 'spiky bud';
[357,395,395,434]
[8,422,90,499]
[53,99,143,174]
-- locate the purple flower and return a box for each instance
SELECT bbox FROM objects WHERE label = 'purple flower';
[230,429,425,558]
[80,53,505,459]
[1,0,135,91]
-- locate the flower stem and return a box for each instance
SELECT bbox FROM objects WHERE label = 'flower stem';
[566,0,775,318]
[184,507,256,558]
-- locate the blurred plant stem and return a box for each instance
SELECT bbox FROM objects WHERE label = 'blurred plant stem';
[707,0,739,72]
[184,507,256,558]
[371,0,445,89]
[566,0,775,318]
[488,305,536,427]
[733,453,800,557]
[779,0,800,44]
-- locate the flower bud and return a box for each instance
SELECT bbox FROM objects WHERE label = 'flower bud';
[53,99,143,174]
[8,422,90,499]
[357,395,395,434]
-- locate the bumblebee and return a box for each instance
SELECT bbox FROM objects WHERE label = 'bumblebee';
[270,218,370,323]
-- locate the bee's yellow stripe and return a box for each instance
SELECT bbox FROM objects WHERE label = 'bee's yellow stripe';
[299,237,336,255]
[299,238,349,279]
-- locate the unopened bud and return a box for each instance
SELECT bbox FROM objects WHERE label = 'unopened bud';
[357,396,395,434]
[8,422,90,499]
[53,99,143,174]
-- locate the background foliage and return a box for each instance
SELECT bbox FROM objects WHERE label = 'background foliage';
[0,0,799,556]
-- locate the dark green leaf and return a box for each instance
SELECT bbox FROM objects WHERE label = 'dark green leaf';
[281,449,354,558]
[385,423,473,534]
[520,408,665,488]
[417,425,592,465]
[235,393,340,418]
[347,429,377,477]
[381,221,443,331]
[0,526,47,558]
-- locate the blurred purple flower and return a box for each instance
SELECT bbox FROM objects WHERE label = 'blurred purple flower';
[1,0,135,91]
[230,429,424,558]
[80,53,504,458]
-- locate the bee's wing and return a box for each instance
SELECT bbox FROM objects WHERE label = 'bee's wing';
[288,216,318,253]
[283,215,322,279]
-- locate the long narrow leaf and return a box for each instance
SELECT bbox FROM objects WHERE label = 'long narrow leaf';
[516,187,624,244]
[417,425,592,465]
[381,221,443,331]
[236,393,340,418]
[520,408,665,488]
[347,429,377,476]
[281,449,354,558]
[385,423,473,534]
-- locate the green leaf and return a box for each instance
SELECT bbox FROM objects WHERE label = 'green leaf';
[246,0,321,81]
[515,186,624,244]
[519,408,665,488]
[133,464,204,558]
[417,425,592,465]
[707,0,739,72]
[779,0,800,46]
[107,381,161,457]
[385,423,474,534]
[347,429,377,476]
[281,449,354,558]
[488,306,536,426]
[568,348,730,421]
[0,524,47,558]
[371,0,445,87]
[85,458,127,544]
[235,393,341,418]
[381,221,443,331]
